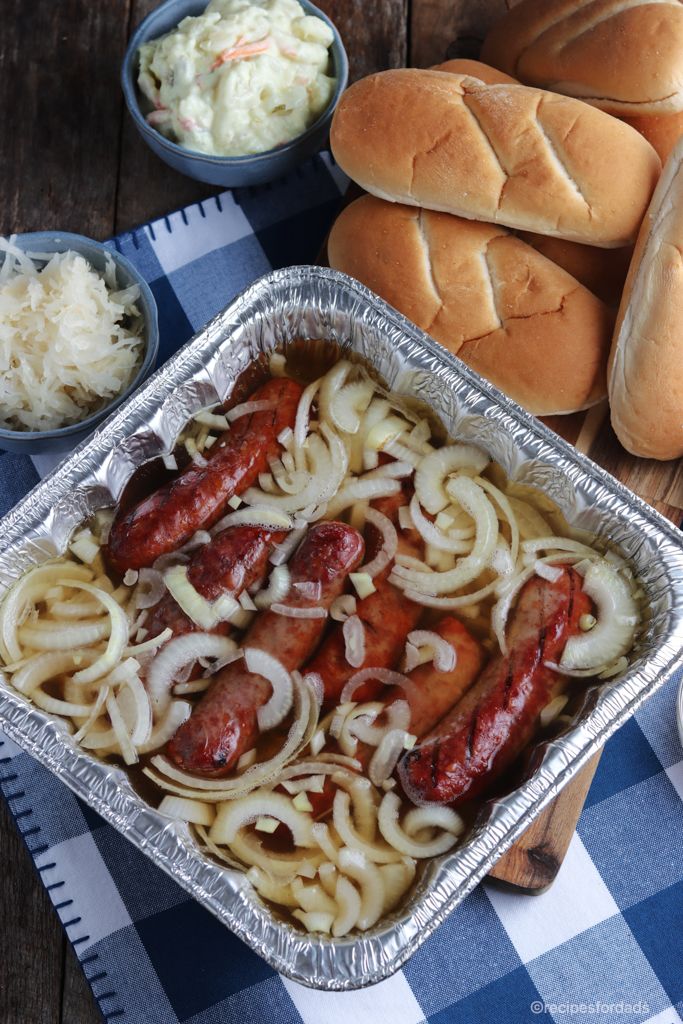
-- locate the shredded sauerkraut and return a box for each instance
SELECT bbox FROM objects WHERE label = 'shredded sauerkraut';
[0,237,144,432]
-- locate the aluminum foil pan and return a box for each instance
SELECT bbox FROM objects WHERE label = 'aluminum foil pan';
[1,266,682,989]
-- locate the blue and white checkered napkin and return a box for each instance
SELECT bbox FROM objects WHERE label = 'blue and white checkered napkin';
[2,153,683,1024]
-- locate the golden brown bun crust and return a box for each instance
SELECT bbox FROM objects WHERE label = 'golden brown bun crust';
[516,232,632,307]
[430,59,518,85]
[481,0,683,115]
[621,111,683,164]
[328,194,613,416]
[608,140,683,460]
[329,69,661,248]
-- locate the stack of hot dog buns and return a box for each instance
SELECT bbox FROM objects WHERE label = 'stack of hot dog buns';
[328,8,683,460]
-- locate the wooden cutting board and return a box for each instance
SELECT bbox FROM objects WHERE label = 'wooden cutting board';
[322,0,683,892]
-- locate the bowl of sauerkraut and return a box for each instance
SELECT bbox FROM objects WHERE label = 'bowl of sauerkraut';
[121,0,348,187]
[0,233,159,454]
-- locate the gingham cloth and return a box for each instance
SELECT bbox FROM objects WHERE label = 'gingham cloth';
[1,153,683,1024]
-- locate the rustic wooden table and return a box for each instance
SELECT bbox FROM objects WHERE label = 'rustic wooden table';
[1,2,682,1022]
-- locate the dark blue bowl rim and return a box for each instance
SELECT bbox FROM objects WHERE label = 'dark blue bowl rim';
[120,0,348,166]
[0,231,159,442]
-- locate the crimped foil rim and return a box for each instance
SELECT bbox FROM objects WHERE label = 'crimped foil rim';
[0,266,682,989]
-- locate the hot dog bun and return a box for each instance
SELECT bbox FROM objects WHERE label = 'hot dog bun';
[516,233,632,308]
[328,194,614,416]
[481,0,683,115]
[608,140,683,460]
[330,69,661,247]
[430,59,517,85]
[621,111,683,165]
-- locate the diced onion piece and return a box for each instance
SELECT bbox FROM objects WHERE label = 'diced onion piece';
[560,560,638,672]
[254,565,291,609]
[269,526,306,566]
[337,848,385,929]
[398,505,413,531]
[534,560,564,582]
[244,649,293,732]
[173,677,211,695]
[246,866,298,907]
[350,573,376,600]
[415,443,489,514]
[408,495,472,554]
[162,453,178,471]
[125,627,173,657]
[238,590,257,612]
[292,581,321,601]
[210,791,314,847]
[158,795,216,826]
[147,634,238,717]
[55,580,129,685]
[365,415,411,452]
[332,875,362,937]
[540,695,569,727]
[293,792,313,812]
[226,399,277,423]
[405,630,456,673]
[269,351,287,377]
[380,860,416,913]
[69,530,100,565]
[193,409,229,430]
[378,792,464,857]
[343,615,365,668]
[271,603,327,619]
[163,565,239,629]
[282,774,326,795]
[237,749,257,771]
[123,569,139,587]
[255,817,280,834]
[330,594,357,622]
[318,360,351,425]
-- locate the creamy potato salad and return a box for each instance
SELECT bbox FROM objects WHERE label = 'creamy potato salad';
[138,0,336,156]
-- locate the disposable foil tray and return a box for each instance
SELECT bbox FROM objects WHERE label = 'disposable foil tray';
[1,267,682,989]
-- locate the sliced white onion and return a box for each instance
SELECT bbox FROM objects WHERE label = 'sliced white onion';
[211,506,293,535]
[269,527,306,566]
[294,379,320,452]
[158,795,216,826]
[343,615,365,668]
[405,630,456,673]
[337,847,385,929]
[326,478,401,518]
[184,438,207,467]
[368,729,409,785]
[271,604,327,619]
[0,561,93,662]
[226,399,277,423]
[106,690,138,765]
[244,649,293,732]
[163,565,239,629]
[137,700,192,754]
[329,380,374,435]
[361,460,414,481]
[392,478,498,595]
[408,495,472,555]
[348,700,411,747]
[193,409,229,430]
[415,444,489,514]
[254,565,291,609]
[18,619,111,651]
[332,789,401,864]
[357,508,398,580]
[147,634,239,717]
[56,580,129,685]
[134,568,166,610]
[540,694,569,727]
[292,581,322,601]
[11,650,96,695]
[560,560,638,672]
[378,792,463,856]
[533,560,564,583]
[292,910,334,933]
[330,594,357,622]
[522,536,602,559]
[243,428,348,513]
[210,791,314,847]
[69,530,101,565]
[72,684,110,743]
[340,667,413,705]
[379,859,416,913]
[116,671,153,746]
[332,875,362,937]
[292,878,337,914]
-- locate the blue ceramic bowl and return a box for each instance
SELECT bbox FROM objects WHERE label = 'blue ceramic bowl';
[121,0,348,187]
[0,232,159,455]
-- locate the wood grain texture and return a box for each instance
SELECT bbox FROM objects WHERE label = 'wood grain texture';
[489,754,602,891]
[317,0,408,83]
[61,943,102,1024]
[0,798,64,1024]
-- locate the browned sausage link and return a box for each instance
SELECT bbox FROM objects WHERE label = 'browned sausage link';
[308,488,423,708]
[398,568,591,806]
[106,378,303,574]
[143,525,285,641]
[166,522,365,775]
[306,615,486,820]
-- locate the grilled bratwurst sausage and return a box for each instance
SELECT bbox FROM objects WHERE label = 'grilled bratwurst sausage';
[107,378,302,573]
[398,567,591,806]
[144,525,285,640]
[166,522,364,775]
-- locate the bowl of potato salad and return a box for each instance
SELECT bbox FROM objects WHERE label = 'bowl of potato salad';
[122,0,348,186]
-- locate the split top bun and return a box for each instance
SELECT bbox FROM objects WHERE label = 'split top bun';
[481,0,683,116]
[330,69,661,248]
[608,140,683,460]
[328,195,614,417]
